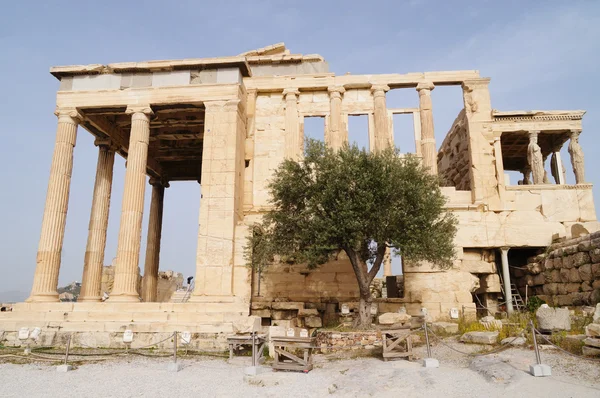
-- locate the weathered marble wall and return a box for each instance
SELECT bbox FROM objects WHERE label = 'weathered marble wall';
[437,110,471,190]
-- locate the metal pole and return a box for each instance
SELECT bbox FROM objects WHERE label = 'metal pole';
[424,323,432,358]
[530,321,541,364]
[173,332,178,363]
[64,333,72,366]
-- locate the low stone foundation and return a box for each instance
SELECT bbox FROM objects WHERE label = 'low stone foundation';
[0,302,252,350]
[514,231,600,306]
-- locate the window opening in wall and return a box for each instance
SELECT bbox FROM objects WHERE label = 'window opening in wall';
[303,116,325,143]
[392,113,416,154]
[348,114,369,151]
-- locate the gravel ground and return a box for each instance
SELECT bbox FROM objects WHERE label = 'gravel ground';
[1,339,599,398]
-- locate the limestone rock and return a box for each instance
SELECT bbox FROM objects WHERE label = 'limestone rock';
[431,322,459,334]
[582,346,600,357]
[479,316,503,330]
[460,331,498,345]
[501,336,526,346]
[594,303,600,323]
[536,306,571,332]
[579,263,592,281]
[583,337,600,348]
[586,323,600,337]
[378,312,411,325]
[304,316,322,328]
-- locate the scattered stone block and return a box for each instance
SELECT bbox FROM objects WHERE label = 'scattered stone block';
[479,316,503,330]
[378,312,411,325]
[431,322,459,334]
[536,306,571,332]
[583,338,600,348]
[586,323,600,337]
[501,337,526,346]
[460,331,498,345]
[304,316,322,328]
[593,303,600,323]
[582,346,600,357]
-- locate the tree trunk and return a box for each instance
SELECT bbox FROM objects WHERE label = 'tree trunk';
[356,289,373,329]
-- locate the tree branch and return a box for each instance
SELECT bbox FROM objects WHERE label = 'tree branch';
[367,245,387,284]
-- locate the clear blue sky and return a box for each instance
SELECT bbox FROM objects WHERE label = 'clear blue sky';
[1,0,599,300]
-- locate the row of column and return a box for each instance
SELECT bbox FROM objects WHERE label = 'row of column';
[28,106,167,303]
[282,82,438,174]
[525,130,585,185]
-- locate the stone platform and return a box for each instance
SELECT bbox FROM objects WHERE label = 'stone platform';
[0,302,252,350]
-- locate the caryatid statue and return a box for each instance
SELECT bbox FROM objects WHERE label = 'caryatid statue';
[568,130,585,184]
[527,131,545,184]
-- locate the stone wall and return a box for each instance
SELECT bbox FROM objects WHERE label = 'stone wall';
[156,271,184,302]
[437,110,471,190]
[256,252,359,303]
[514,231,600,306]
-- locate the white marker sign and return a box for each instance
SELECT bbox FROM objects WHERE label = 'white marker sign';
[122,329,134,343]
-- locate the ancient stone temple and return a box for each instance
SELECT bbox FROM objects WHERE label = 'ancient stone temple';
[0,43,597,347]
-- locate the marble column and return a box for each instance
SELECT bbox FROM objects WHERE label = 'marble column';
[244,89,257,211]
[416,82,437,174]
[371,84,390,152]
[78,140,116,302]
[109,105,153,302]
[500,247,514,315]
[141,179,166,302]
[327,86,346,150]
[283,88,301,160]
[568,130,585,184]
[28,108,81,302]
[550,146,566,185]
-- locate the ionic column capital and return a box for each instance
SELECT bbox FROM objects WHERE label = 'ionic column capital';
[125,105,154,117]
[94,138,119,151]
[283,88,300,100]
[370,84,390,97]
[149,177,170,188]
[328,85,346,99]
[54,107,83,123]
[416,81,435,92]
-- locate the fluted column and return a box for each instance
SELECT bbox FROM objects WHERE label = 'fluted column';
[141,179,167,302]
[78,140,116,302]
[371,84,390,152]
[416,82,437,174]
[327,86,346,150]
[28,108,81,302]
[283,88,301,159]
[109,105,153,302]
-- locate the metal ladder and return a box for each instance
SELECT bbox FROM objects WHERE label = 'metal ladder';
[499,273,526,312]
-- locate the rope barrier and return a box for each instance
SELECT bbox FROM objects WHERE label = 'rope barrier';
[533,328,600,363]
[425,323,526,357]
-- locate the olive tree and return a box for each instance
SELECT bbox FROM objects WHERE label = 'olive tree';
[246,140,457,329]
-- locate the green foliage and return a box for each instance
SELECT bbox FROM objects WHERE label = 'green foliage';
[526,296,546,313]
[245,140,457,326]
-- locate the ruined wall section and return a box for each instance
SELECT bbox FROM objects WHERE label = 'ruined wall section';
[514,232,600,306]
[437,109,471,190]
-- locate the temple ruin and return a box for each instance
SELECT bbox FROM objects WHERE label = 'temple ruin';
[0,43,597,347]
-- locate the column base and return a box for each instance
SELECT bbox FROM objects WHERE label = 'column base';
[106,293,141,302]
[26,293,60,303]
